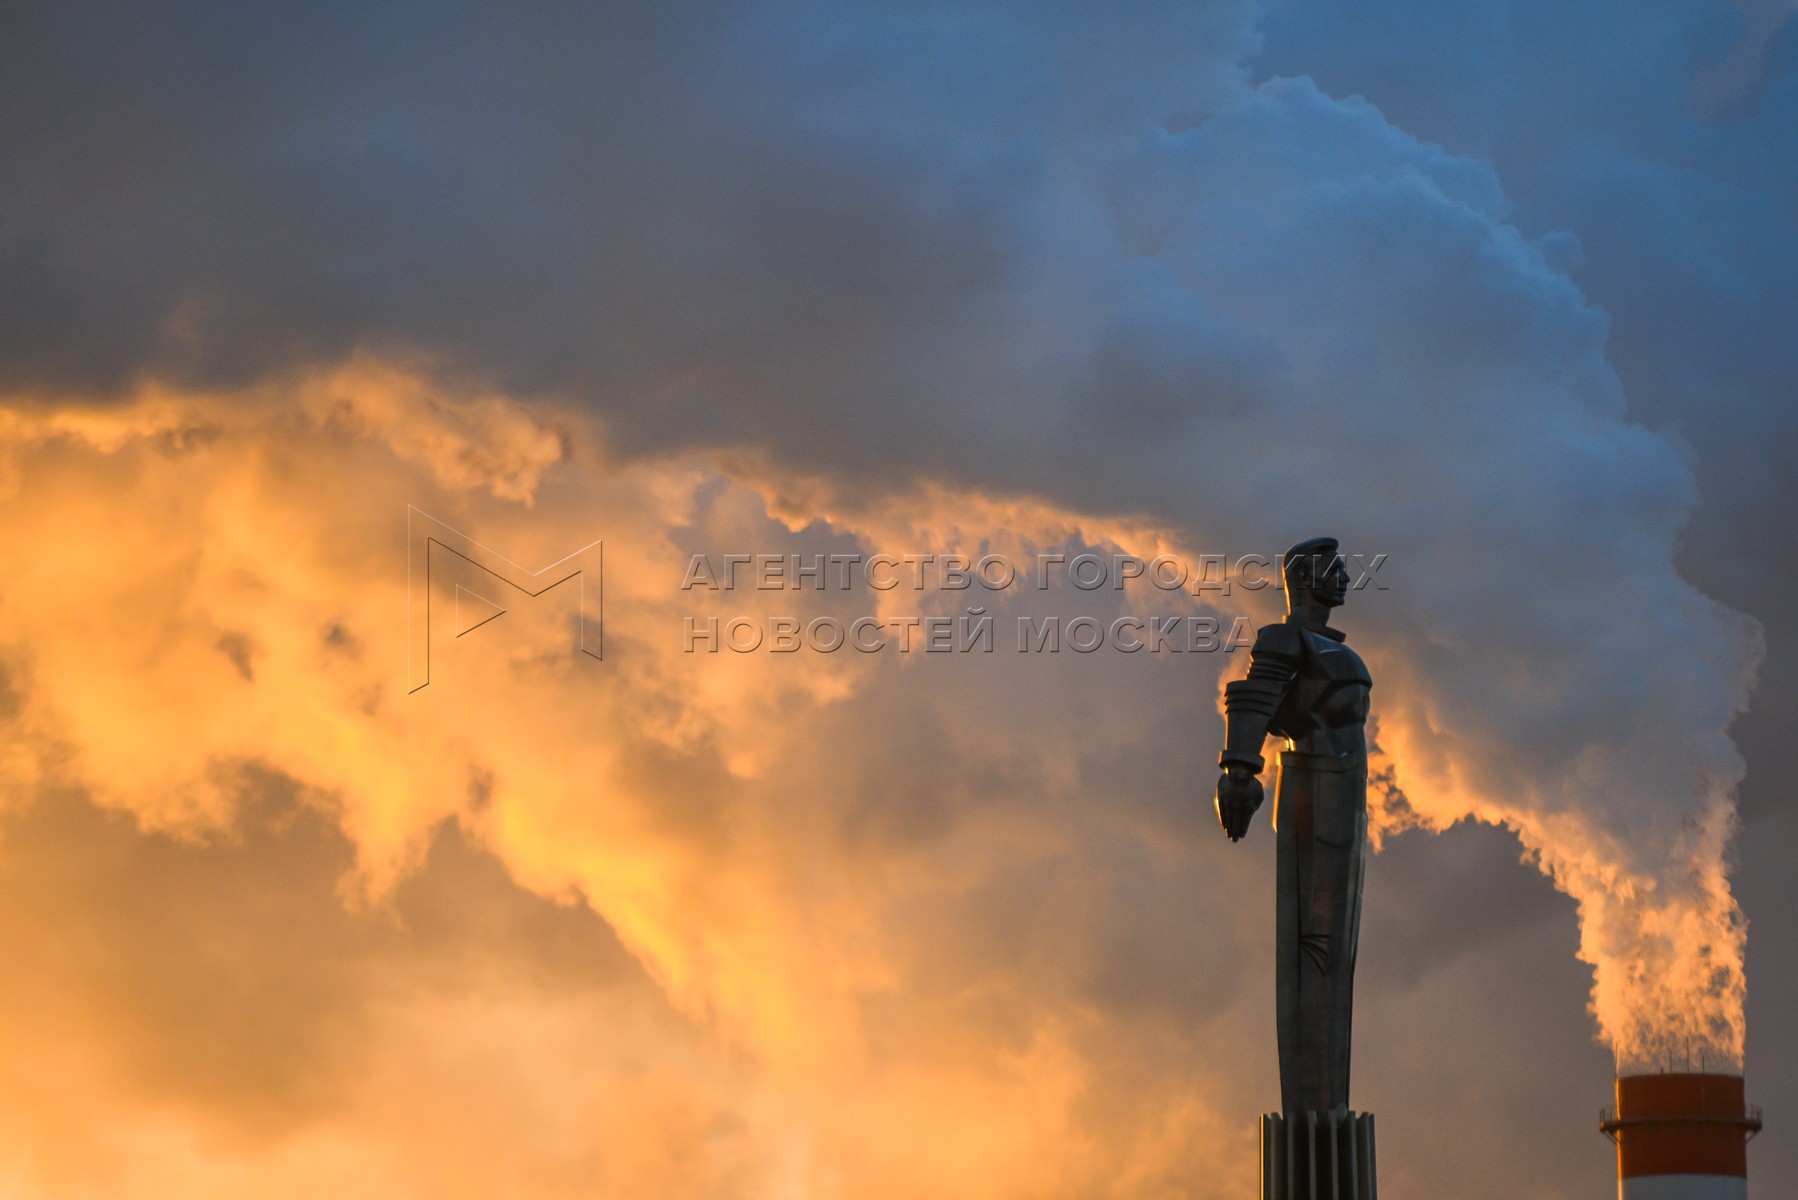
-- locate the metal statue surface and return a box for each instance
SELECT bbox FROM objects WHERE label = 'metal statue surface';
[1216,536,1372,1117]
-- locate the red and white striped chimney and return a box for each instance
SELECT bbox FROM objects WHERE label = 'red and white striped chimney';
[1601,1073,1760,1199]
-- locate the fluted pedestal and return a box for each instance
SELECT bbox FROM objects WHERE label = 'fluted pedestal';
[1261,1109,1376,1199]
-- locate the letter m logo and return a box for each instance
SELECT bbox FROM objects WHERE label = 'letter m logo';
[407,506,603,694]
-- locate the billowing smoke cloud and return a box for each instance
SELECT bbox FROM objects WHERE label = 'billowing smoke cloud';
[0,370,1279,1197]
[0,2,1787,1195]
[733,64,1770,1067]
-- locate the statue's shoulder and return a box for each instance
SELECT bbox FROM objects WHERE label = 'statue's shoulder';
[1250,621,1306,662]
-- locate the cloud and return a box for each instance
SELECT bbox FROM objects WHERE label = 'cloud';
[0,371,1280,1196]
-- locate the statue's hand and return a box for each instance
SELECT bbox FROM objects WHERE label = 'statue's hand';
[1215,767,1263,842]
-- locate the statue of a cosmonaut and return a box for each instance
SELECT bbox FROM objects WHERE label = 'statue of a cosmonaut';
[1215,536,1372,1118]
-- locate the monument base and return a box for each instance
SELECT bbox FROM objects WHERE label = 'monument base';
[1260,1109,1377,1199]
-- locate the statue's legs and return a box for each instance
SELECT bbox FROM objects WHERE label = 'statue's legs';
[1273,753,1368,1115]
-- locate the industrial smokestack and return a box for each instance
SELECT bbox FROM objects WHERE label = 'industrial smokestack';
[1601,1073,1760,1199]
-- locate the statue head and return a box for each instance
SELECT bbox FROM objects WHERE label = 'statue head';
[1281,536,1350,615]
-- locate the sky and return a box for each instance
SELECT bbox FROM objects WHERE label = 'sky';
[1,2,1794,1197]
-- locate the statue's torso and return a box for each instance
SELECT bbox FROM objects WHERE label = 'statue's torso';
[1272,625,1370,762]
[1264,622,1371,1115]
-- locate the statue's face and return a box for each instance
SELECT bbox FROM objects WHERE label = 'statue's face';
[1310,552,1351,609]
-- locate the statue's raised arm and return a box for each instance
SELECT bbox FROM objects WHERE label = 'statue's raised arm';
[1215,621,1304,840]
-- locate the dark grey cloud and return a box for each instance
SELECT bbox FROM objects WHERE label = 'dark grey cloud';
[0,0,1252,427]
